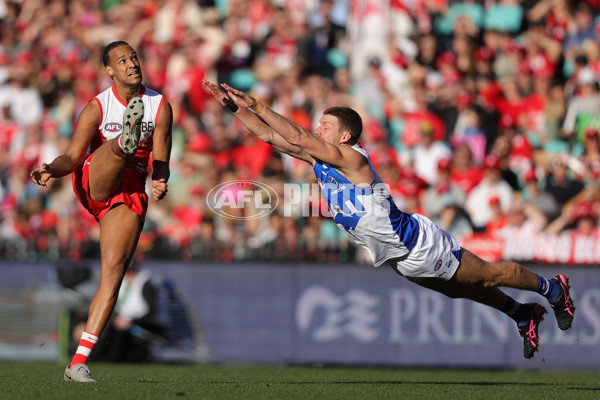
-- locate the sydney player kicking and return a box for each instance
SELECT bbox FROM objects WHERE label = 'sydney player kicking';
[31,41,172,382]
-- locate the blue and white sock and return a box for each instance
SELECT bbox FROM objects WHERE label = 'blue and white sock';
[535,275,562,303]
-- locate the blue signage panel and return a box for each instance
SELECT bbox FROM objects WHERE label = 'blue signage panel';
[1,262,598,368]
[143,262,599,368]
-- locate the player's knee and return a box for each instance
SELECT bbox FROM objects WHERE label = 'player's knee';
[99,259,129,284]
[100,268,126,287]
[89,189,110,203]
[480,278,500,288]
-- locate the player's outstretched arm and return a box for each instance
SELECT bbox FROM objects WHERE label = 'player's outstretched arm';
[221,82,307,142]
[220,83,368,177]
[151,100,173,201]
[30,100,101,187]
[202,80,314,164]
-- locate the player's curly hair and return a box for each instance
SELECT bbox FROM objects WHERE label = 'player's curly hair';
[323,107,363,144]
[102,41,131,66]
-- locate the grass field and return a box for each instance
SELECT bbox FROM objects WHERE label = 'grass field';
[1,362,599,400]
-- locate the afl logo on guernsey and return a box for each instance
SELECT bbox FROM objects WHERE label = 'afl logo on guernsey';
[105,122,122,132]
[434,259,442,271]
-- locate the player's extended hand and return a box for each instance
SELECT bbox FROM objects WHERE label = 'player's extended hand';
[202,79,229,105]
[30,163,52,187]
[202,79,238,112]
[220,83,258,109]
[152,178,168,201]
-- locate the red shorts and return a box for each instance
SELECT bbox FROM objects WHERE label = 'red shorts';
[72,153,148,223]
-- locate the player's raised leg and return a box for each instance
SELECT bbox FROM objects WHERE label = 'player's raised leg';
[414,273,547,359]
[65,205,143,382]
[87,97,144,202]
[455,249,575,330]
[416,249,574,358]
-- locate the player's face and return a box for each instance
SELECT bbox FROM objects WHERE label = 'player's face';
[314,115,350,144]
[106,45,143,85]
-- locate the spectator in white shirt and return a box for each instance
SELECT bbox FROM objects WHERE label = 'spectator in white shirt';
[466,153,515,230]
[413,121,452,185]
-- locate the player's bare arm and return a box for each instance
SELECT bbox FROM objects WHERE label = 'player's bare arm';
[222,83,372,185]
[202,80,314,164]
[151,100,173,201]
[30,100,101,187]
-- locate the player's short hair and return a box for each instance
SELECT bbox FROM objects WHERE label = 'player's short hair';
[102,41,131,66]
[323,106,363,143]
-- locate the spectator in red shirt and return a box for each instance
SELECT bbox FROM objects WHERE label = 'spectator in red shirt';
[569,201,600,237]
[450,142,483,194]
[495,76,529,132]
[363,119,401,171]
[231,131,274,179]
[485,195,507,237]
[474,46,494,75]
[402,89,446,147]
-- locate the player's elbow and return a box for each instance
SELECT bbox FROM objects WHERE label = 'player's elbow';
[263,131,275,144]
[285,130,304,146]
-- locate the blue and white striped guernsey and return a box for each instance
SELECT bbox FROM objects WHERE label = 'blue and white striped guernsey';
[313,144,420,267]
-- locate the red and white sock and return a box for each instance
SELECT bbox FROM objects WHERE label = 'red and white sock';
[70,331,98,365]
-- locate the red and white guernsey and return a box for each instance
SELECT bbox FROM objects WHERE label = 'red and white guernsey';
[90,85,165,180]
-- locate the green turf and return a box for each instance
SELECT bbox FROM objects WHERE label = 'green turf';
[0,362,599,400]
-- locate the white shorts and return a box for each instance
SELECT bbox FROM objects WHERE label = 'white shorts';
[387,213,462,281]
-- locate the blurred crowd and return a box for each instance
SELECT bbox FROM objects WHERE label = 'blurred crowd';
[2,0,600,263]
